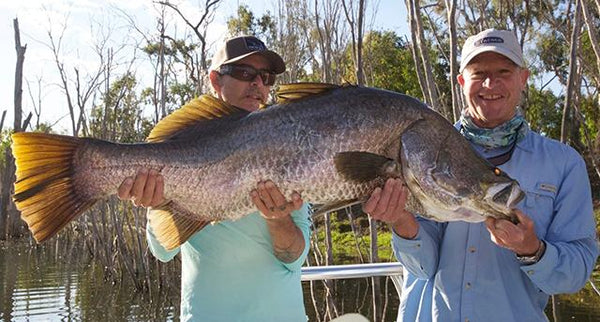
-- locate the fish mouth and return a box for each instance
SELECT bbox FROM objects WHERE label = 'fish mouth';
[486,181,525,208]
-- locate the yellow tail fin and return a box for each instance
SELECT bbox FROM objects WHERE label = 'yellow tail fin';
[11,132,97,242]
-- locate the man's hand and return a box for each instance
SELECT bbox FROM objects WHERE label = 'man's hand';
[250,180,303,220]
[250,180,306,263]
[363,178,418,239]
[117,168,165,208]
[485,210,541,256]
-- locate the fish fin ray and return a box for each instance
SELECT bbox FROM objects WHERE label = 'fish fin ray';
[334,151,401,183]
[275,82,342,104]
[148,202,209,250]
[147,95,249,143]
[11,132,99,243]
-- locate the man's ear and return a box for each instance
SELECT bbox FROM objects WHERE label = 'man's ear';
[457,73,465,87]
[209,70,221,93]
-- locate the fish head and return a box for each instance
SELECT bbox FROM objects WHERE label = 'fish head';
[399,117,525,223]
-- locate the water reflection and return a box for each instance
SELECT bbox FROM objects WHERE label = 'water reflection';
[0,240,177,321]
[1,239,599,321]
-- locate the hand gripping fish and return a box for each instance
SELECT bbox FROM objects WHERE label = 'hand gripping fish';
[11,83,524,250]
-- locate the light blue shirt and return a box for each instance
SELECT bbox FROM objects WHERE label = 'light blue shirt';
[147,203,312,322]
[392,129,599,322]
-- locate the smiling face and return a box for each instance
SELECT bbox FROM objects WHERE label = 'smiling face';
[457,52,530,128]
[209,54,273,112]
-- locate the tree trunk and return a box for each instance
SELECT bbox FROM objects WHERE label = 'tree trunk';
[410,0,440,110]
[323,213,339,319]
[355,0,365,86]
[405,1,428,101]
[13,18,25,132]
[561,0,582,143]
[0,19,26,240]
[581,0,600,85]
[445,0,460,122]
[369,217,382,322]
[342,0,366,86]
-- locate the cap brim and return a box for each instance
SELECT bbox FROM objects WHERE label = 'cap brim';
[217,50,286,74]
[460,46,524,72]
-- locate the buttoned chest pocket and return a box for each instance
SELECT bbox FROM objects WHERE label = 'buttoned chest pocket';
[521,183,556,238]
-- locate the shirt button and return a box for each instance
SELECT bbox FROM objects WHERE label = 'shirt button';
[465,319,470,322]
[416,243,421,248]
[465,282,471,289]
[527,270,535,275]
[468,246,476,253]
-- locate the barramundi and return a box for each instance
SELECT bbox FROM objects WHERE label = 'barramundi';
[11,83,524,250]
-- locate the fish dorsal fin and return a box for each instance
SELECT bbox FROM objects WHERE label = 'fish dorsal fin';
[147,201,211,250]
[334,151,402,183]
[147,95,248,143]
[275,82,341,104]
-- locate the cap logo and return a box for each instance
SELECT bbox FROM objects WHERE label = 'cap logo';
[476,36,504,46]
[245,38,266,51]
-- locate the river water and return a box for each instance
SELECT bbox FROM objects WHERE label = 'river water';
[1,239,599,321]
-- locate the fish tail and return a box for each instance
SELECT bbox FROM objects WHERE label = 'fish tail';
[11,132,97,243]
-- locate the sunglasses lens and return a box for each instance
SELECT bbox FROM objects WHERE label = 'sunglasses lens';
[221,65,276,85]
[261,73,276,86]
[231,67,255,81]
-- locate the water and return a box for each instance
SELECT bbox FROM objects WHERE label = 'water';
[1,240,599,321]
[0,240,177,321]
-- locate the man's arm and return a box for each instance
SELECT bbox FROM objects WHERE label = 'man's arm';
[251,180,306,263]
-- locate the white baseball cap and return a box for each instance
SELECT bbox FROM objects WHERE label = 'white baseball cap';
[459,29,525,72]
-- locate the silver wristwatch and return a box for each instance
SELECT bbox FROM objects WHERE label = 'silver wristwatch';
[516,240,546,265]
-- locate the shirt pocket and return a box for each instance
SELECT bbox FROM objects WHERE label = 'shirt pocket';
[521,182,556,238]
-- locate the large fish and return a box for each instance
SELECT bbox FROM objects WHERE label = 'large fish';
[11,83,524,250]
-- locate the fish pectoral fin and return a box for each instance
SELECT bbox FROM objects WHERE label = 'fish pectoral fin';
[275,82,341,104]
[312,199,361,217]
[334,151,401,183]
[147,94,249,143]
[148,202,209,250]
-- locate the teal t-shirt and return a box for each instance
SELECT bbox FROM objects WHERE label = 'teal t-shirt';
[147,203,312,322]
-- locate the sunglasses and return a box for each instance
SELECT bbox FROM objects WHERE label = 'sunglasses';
[218,64,277,86]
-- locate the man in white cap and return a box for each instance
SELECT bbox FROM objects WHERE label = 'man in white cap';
[117,35,311,321]
[367,29,598,321]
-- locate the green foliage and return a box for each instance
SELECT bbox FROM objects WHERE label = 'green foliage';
[312,214,395,264]
[361,31,423,98]
[0,129,13,165]
[578,95,600,147]
[89,73,149,142]
[143,39,198,60]
[524,85,562,139]
[536,31,568,83]
[169,82,196,108]
[227,5,277,46]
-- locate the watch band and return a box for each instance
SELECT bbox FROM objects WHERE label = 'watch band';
[516,240,546,265]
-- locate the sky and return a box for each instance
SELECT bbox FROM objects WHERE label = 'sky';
[0,0,407,133]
